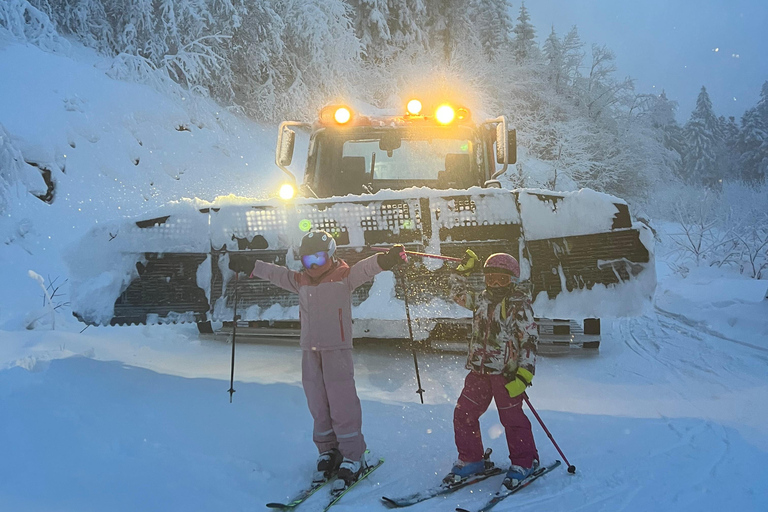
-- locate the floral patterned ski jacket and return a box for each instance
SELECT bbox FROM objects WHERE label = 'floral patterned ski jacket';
[452,276,539,380]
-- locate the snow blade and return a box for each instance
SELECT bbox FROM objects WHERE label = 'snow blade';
[68,188,653,332]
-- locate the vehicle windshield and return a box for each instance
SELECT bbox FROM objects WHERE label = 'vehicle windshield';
[343,138,472,181]
[309,126,481,196]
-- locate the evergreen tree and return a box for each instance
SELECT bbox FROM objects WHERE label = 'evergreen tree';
[349,0,391,63]
[424,0,479,61]
[647,90,685,177]
[227,1,285,120]
[561,26,584,89]
[735,81,768,185]
[682,86,725,188]
[474,0,513,60]
[386,0,427,53]
[542,26,563,90]
[510,1,536,63]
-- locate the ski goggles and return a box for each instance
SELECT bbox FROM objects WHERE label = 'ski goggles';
[484,273,516,288]
[301,251,329,269]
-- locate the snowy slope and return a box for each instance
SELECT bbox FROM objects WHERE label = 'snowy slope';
[0,39,297,329]
[2,36,768,512]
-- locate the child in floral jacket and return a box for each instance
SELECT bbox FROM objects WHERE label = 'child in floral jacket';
[444,250,540,490]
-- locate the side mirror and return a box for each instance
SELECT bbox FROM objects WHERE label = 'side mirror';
[507,129,517,165]
[277,127,296,167]
[496,123,508,164]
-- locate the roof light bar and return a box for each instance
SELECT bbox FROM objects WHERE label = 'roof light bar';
[406,99,423,115]
[435,105,455,125]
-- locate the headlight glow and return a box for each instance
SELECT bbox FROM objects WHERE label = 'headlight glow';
[279,183,296,200]
[334,107,352,124]
[406,99,423,115]
[436,105,455,124]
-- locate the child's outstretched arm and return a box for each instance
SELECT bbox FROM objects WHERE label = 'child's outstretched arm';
[250,260,301,293]
[347,245,406,290]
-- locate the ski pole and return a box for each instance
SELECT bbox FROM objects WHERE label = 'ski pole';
[371,246,461,262]
[398,267,425,404]
[522,392,576,473]
[228,271,240,403]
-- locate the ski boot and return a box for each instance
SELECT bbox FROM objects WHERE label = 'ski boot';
[313,448,343,484]
[442,448,495,485]
[331,453,369,492]
[503,460,539,490]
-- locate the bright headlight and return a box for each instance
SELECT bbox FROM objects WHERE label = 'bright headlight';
[436,105,455,124]
[334,107,351,124]
[407,99,423,115]
[279,183,296,200]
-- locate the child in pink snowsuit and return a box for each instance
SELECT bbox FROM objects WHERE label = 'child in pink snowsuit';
[445,251,539,489]
[249,230,405,489]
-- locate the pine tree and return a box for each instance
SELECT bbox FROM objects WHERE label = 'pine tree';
[386,0,427,53]
[424,0,479,61]
[349,0,391,63]
[474,0,513,60]
[561,26,584,89]
[510,1,536,63]
[648,90,685,177]
[735,81,768,185]
[542,26,563,89]
[682,86,725,188]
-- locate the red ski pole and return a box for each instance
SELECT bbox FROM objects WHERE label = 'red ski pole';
[370,246,462,262]
[522,392,576,474]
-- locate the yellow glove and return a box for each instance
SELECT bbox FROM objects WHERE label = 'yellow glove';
[504,367,533,398]
[456,249,480,275]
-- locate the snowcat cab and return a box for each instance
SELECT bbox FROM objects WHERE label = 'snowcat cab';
[67,101,655,350]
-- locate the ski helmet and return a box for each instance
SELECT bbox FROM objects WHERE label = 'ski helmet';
[299,230,337,258]
[483,253,520,278]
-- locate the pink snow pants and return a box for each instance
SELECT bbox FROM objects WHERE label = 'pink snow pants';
[454,372,538,467]
[302,349,366,461]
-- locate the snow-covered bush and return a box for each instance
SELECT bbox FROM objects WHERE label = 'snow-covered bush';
[0,0,69,52]
[664,183,768,279]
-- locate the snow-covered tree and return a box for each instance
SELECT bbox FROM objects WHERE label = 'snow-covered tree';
[682,86,726,188]
[0,0,69,52]
[272,0,362,119]
[473,0,513,60]
[349,0,391,63]
[226,2,284,119]
[385,0,427,53]
[542,26,563,89]
[735,81,768,185]
[30,0,113,53]
[510,1,536,63]
[424,0,480,61]
[645,90,685,177]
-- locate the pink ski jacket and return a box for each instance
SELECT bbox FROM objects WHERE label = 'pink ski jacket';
[250,256,383,351]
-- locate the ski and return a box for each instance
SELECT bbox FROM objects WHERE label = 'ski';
[381,467,504,508]
[266,477,335,510]
[322,457,385,512]
[455,460,561,512]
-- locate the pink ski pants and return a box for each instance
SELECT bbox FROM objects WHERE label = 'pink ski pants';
[454,372,538,467]
[302,349,366,461]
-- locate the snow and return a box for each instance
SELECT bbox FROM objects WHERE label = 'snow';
[1,36,768,512]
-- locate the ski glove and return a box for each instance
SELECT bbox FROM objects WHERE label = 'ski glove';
[378,245,407,270]
[504,367,533,398]
[456,249,480,275]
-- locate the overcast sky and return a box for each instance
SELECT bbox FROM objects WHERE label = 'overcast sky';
[523,0,768,122]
